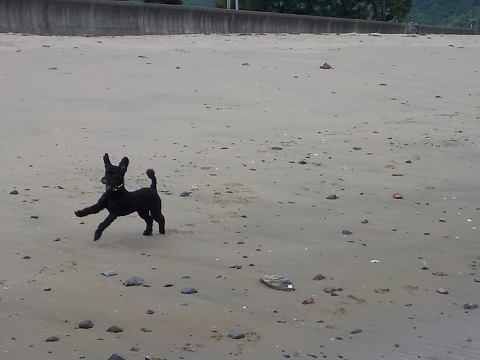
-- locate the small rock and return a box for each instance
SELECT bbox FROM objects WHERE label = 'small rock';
[123,276,144,286]
[361,219,369,224]
[342,230,353,235]
[101,270,117,277]
[352,146,362,150]
[260,274,295,291]
[79,320,94,329]
[22,255,31,260]
[439,218,446,223]
[437,287,449,295]
[106,325,124,333]
[312,274,326,281]
[10,190,18,195]
[130,346,140,352]
[326,194,338,200]
[181,287,198,294]
[302,297,315,304]
[227,331,246,339]
[463,303,478,310]
[323,286,343,294]
[45,336,60,342]
[392,174,403,176]
[350,329,363,334]
[30,215,39,219]
[271,146,283,150]
[107,355,126,360]
[392,193,404,199]
[298,160,307,164]
[320,63,332,69]
[141,327,152,333]
[163,283,174,287]
[179,191,190,197]
[146,309,155,314]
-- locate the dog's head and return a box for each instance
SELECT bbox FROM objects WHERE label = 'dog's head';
[101,153,129,191]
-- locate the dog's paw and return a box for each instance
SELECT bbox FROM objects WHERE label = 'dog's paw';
[159,228,165,235]
[143,230,153,236]
[75,210,85,217]
[93,231,102,241]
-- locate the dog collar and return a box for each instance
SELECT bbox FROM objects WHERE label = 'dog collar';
[112,183,124,191]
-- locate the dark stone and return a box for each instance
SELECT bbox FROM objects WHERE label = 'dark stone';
[123,276,144,286]
[227,331,246,339]
[79,320,94,329]
[342,230,353,235]
[107,355,126,360]
[45,336,59,342]
[181,287,198,294]
[326,194,338,200]
[463,303,478,310]
[106,325,124,333]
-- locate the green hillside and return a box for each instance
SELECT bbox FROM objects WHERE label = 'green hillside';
[406,0,480,27]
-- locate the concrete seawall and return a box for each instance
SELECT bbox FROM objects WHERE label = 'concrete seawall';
[0,0,475,36]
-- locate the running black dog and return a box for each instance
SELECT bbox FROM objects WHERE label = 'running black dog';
[75,153,165,241]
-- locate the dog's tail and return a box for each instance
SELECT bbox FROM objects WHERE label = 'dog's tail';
[146,169,157,190]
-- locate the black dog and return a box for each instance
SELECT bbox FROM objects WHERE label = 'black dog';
[75,153,165,241]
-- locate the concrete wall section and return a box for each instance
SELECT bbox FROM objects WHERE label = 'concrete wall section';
[0,0,476,36]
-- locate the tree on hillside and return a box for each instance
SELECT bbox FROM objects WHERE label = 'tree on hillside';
[215,0,412,21]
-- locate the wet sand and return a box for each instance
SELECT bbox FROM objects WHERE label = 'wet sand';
[1,32,480,359]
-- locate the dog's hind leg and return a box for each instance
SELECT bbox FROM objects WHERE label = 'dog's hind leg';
[151,207,165,235]
[138,209,153,236]
[94,213,117,241]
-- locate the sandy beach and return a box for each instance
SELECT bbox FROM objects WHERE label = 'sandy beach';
[1,32,480,360]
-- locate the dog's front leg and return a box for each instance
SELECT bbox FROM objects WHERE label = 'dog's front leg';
[75,196,107,217]
[94,213,117,241]
[75,203,104,217]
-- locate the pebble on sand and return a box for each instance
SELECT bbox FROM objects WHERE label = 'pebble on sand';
[437,287,449,294]
[79,320,94,329]
[123,276,144,286]
[260,274,295,291]
[181,287,198,294]
[106,325,124,333]
[107,354,126,360]
[227,331,246,339]
[45,336,60,342]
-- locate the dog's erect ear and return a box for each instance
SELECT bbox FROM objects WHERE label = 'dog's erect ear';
[119,157,129,172]
[103,153,112,168]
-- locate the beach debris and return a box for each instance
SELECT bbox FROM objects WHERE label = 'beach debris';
[302,297,315,304]
[271,146,283,150]
[180,191,190,197]
[437,287,449,295]
[463,303,478,310]
[181,287,198,294]
[227,331,246,339]
[78,320,94,329]
[107,354,126,360]
[370,260,379,263]
[141,327,152,333]
[326,194,338,200]
[323,286,343,294]
[106,325,124,333]
[352,146,362,150]
[313,274,326,280]
[432,271,447,276]
[260,274,295,291]
[101,270,117,277]
[392,193,404,199]
[392,173,404,176]
[348,294,365,302]
[319,63,332,69]
[45,336,60,342]
[123,276,144,286]
[30,215,39,219]
[200,166,211,170]
[342,230,353,235]
[147,309,155,314]
[229,265,242,269]
[350,329,363,334]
